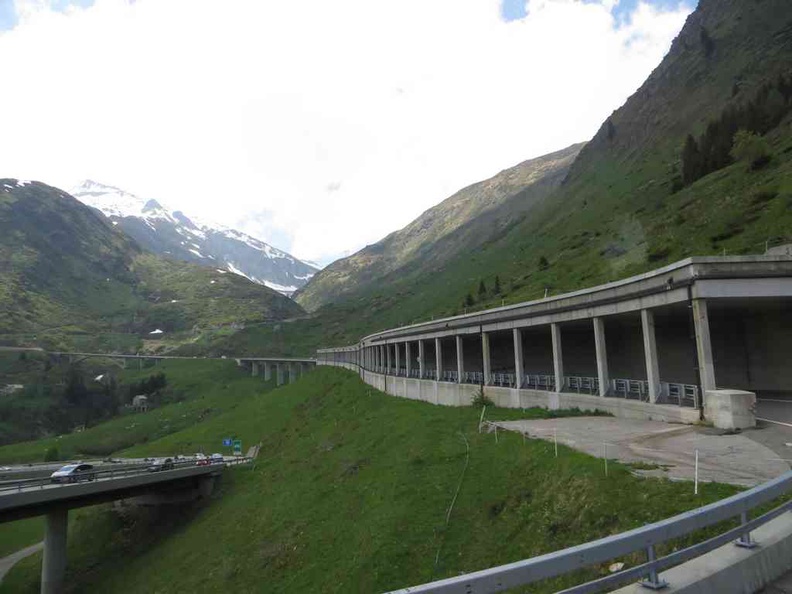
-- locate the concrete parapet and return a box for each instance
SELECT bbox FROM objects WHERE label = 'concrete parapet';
[321,363,702,424]
[704,389,756,430]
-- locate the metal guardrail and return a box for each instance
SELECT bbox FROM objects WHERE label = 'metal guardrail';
[0,457,253,494]
[355,361,700,410]
[388,470,792,594]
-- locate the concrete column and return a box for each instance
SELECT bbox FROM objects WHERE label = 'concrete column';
[386,345,392,375]
[41,508,68,594]
[264,362,272,381]
[482,332,492,386]
[692,299,717,394]
[138,358,143,371]
[435,338,443,381]
[251,361,259,377]
[395,344,401,376]
[276,363,284,386]
[379,345,385,373]
[405,342,412,378]
[513,328,524,389]
[551,323,564,392]
[641,309,661,403]
[593,317,609,396]
[456,335,464,384]
[418,340,425,379]
[289,363,299,383]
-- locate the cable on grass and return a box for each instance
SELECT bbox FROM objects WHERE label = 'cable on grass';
[431,430,471,579]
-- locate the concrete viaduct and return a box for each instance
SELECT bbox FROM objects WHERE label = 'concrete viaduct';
[0,463,221,594]
[318,256,792,429]
[37,352,316,386]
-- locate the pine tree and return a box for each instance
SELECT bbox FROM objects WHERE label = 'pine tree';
[681,134,701,185]
[493,275,501,295]
[700,26,714,57]
[538,256,549,271]
[478,280,487,298]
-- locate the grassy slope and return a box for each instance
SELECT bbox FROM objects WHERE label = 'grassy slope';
[0,359,272,464]
[3,367,739,593]
[0,360,272,562]
[0,518,43,558]
[0,181,304,353]
[296,143,584,312]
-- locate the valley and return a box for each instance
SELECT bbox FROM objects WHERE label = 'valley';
[2,0,792,592]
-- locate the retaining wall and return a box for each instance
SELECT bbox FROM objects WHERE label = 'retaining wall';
[321,362,700,424]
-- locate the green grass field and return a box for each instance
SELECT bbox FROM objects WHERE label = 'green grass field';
[0,359,273,463]
[2,367,741,593]
[0,359,275,563]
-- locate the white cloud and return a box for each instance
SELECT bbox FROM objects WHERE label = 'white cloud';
[0,0,692,265]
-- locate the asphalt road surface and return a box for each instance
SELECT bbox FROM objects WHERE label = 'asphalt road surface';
[747,394,792,462]
[757,394,792,426]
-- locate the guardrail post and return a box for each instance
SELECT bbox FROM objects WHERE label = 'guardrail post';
[736,511,757,548]
[640,545,668,590]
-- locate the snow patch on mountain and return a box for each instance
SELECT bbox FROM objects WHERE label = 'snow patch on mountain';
[69,180,319,296]
[264,280,299,294]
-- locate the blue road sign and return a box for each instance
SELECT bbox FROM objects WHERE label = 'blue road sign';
[222,438,232,447]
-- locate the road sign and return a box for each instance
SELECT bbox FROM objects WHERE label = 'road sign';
[222,438,232,447]
[232,439,242,456]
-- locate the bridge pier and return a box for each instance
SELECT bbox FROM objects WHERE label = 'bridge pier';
[276,364,284,386]
[252,362,259,377]
[289,363,299,383]
[41,507,68,594]
[264,362,271,381]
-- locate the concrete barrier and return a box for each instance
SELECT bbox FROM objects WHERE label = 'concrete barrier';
[322,363,700,424]
[704,389,756,430]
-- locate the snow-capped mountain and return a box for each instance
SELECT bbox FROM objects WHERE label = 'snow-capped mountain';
[71,180,318,296]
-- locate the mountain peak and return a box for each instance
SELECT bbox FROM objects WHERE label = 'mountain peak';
[69,180,319,295]
[143,199,164,212]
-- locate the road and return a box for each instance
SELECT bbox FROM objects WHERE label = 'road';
[745,394,792,464]
[757,394,792,426]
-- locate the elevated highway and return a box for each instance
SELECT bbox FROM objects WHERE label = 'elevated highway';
[0,346,317,386]
[0,460,229,594]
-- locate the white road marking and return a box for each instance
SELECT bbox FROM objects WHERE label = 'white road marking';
[757,417,792,429]
[757,399,792,404]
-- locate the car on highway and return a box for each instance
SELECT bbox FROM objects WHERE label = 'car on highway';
[50,463,96,484]
[195,453,210,466]
[147,457,174,472]
[210,453,224,465]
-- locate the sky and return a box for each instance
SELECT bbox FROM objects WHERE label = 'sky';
[0,0,695,267]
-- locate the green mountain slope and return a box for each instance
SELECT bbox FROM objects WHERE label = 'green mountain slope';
[256,0,792,354]
[1,368,738,594]
[0,180,304,352]
[296,143,584,311]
